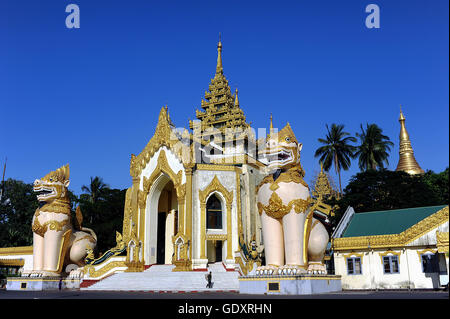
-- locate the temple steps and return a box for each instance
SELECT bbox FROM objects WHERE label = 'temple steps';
[81,263,239,292]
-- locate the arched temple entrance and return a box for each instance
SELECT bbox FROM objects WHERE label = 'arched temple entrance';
[157,180,178,264]
[145,173,179,265]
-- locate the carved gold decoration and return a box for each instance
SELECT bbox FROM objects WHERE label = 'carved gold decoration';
[122,187,133,243]
[36,200,71,217]
[130,106,191,179]
[343,253,364,260]
[309,163,337,217]
[141,150,185,203]
[436,231,449,254]
[256,167,308,193]
[125,260,145,272]
[86,232,127,266]
[32,217,71,237]
[85,261,127,278]
[56,229,72,273]
[172,233,191,271]
[235,168,243,237]
[379,250,401,264]
[257,192,312,219]
[0,246,33,256]
[0,259,25,267]
[416,248,437,259]
[199,175,234,259]
[197,164,236,171]
[332,206,449,251]
[234,255,260,276]
[206,234,228,241]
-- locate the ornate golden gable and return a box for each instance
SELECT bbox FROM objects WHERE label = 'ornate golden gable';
[138,149,186,211]
[130,107,192,178]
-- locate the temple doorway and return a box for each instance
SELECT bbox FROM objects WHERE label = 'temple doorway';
[207,240,223,263]
[156,212,167,264]
[156,180,178,264]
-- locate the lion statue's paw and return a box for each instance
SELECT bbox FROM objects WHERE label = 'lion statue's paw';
[307,262,327,275]
[28,270,44,278]
[41,271,61,277]
[255,265,278,276]
[66,264,84,279]
[278,265,307,276]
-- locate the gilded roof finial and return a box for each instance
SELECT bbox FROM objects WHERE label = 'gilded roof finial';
[216,33,223,74]
[234,88,239,107]
[269,113,274,135]
[395,107,424,175]
[399,104,405,121]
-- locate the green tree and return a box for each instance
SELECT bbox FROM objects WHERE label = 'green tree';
[315,123,356,194]
[354,123,394,171]
[329,169,447,227]
[81,176,109,224]
[81,176,109,205]
[78,188,125,255]
[423,168,449,204]
[0,179,38,247]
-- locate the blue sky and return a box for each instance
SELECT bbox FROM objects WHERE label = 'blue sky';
[0,0,448,195]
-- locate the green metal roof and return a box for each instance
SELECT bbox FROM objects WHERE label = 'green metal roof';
[341,205,448,238]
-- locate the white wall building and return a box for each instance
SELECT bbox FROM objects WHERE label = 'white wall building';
[332,205,448,290]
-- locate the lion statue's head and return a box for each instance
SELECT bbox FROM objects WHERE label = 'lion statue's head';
[259,122,303,173]
[33,164,70,203]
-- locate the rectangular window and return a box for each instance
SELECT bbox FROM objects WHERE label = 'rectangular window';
[346,257,362,275]
[383,255,400,274]
[207,210,222,229]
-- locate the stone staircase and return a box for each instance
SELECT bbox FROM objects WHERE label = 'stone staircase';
[81,263,239,292]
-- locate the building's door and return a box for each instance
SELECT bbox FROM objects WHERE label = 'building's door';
[157,212,167,264]
[215,240,223,262]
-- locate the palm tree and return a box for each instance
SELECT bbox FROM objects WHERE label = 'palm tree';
[315,124,356,194]
[81,176,109,224]
[81,176,109,204]
[354,123,394,171]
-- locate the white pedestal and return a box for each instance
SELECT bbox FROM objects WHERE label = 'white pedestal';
[239,274,342,295]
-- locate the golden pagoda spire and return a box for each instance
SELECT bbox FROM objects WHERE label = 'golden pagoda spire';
[395,107,424,175]
[190,39,249,137]
[269,113,274,135]
[216,33,223,74]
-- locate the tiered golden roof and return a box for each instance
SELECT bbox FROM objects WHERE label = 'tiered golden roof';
[189,39,249,138]
[395,108,424,175]
[312,163,334,199]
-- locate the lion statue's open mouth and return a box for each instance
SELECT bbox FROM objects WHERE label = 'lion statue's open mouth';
[263,148,294,167]
[33,185,57,202]
[258,122,302,172]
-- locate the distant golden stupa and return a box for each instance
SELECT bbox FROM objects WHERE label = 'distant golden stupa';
[395,107,425,175]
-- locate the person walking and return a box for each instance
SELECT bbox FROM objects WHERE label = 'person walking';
[206,271,212,288]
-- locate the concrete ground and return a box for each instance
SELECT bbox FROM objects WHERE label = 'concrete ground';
[0,288,448,299]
